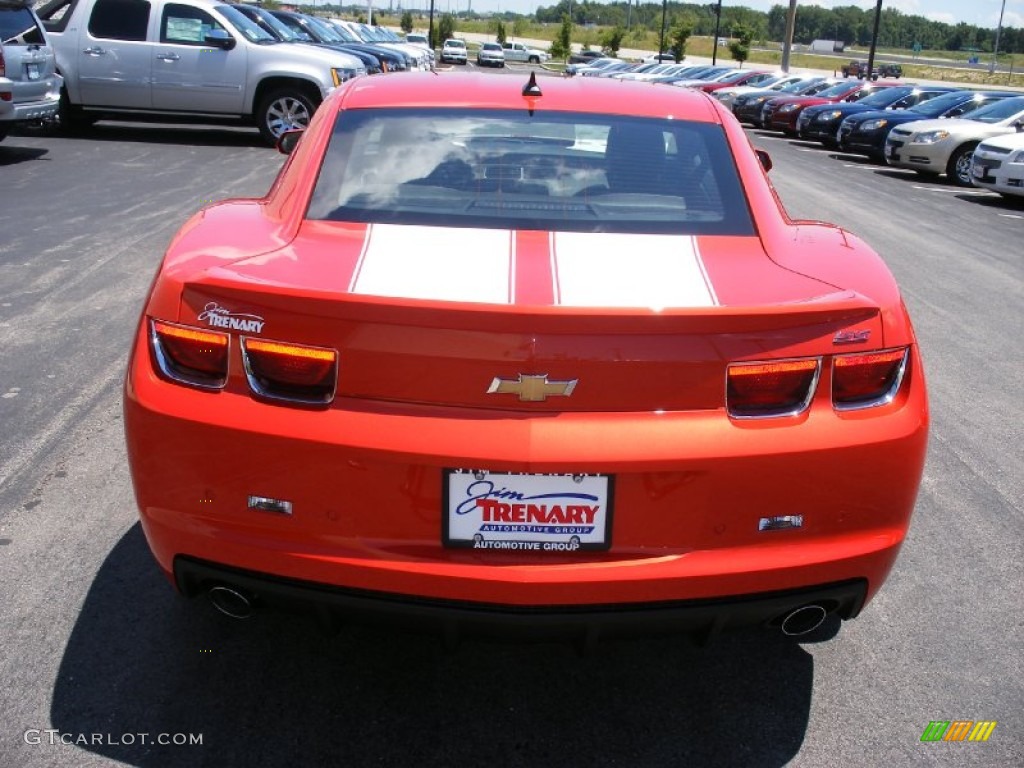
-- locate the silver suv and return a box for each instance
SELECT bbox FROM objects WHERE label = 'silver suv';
[0,0,62,142]
[37,0,365,143]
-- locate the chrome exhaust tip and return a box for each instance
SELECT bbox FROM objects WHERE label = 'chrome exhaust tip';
[779,604,828,637]
[207,585,255,619]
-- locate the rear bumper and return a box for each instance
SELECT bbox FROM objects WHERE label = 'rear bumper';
[126,325,928,617]
[176,555,868,642]
[0,75,62,123]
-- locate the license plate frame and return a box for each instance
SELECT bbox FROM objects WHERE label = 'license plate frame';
[443,469,613,553]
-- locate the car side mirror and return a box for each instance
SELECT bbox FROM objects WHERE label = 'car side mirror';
[205,29,236,50]
[1015,118,1024,133]
[277,129,304,156]
[755,148,773,173]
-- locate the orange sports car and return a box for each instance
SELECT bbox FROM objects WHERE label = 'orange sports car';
[124,72,928,643]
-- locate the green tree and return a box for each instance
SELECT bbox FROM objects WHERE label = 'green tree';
[496,19,507,44]
[400,11,414,34]
[601,26,625,57]
[729,22,754,66]
[550,13,573,61]
[670,19,693,63]
[438,13,457,44]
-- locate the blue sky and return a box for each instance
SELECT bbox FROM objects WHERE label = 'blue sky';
[415,1,1024,31]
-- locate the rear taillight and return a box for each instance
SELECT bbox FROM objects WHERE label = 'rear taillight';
[727,359,820,418]
[150,320,229,389]
[833,348,908,410]
[241,338,337,405]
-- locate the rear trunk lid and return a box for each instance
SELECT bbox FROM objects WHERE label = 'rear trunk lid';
[177,222,884,413]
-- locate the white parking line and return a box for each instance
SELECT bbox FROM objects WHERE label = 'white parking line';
[997,213,1024,220]
[910,185,992,196]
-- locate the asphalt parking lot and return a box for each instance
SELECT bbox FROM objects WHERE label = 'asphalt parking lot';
[0,76,1021,767]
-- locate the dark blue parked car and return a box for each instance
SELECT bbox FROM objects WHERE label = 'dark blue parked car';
[837,90,1021,160]
[796,85,956,147]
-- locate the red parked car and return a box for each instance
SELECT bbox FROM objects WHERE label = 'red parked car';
[762,81,900,135]
[124,72,928,643]
[693,69,775,94]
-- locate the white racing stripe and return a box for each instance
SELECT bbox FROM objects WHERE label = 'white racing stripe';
[553,232,716,309]
[350,224,512,303]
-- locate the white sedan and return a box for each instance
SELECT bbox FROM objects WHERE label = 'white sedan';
[970,130,1024,199]
[884,96,1024,186]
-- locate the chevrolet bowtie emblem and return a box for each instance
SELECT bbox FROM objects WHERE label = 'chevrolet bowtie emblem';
[487,374,578,402]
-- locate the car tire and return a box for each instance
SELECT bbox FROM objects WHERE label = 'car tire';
[57,87,97,134]
[946,143,978,187]
[529,55,539,64]
[257,87,318,146]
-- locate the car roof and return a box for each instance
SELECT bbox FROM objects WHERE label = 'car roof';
[337,72,723,122]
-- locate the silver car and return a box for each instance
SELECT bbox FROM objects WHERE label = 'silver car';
[476,42,504,68]
[0,0,62,142]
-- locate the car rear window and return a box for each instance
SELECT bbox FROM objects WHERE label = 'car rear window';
[307,108,754,236]
[1,5,45,45]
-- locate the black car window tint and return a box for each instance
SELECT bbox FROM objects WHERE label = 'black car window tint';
[88,0,150,41]
[308,109,753,236]
[0,6,45,45]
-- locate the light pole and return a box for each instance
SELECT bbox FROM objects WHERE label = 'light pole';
[990,0,1007,75]
[866,0,883,80]
[428,0,435,49]
[780,0,797,72]
[711,0,723,65]
[658,0,667,57]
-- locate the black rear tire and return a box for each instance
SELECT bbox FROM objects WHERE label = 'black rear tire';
[57,88,97,134]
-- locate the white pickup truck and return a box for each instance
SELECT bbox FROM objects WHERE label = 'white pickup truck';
[501,41,549,64]
[36,0,366,142]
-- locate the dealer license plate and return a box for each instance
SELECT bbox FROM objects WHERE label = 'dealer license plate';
[26,63,40,81]
[444,469,612,552]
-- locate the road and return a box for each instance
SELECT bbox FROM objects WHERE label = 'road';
[0,84,1021,767]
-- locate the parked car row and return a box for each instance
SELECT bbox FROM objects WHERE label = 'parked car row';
[729,73,1024,196]
[438,39,550,67]
[28,0,430,144]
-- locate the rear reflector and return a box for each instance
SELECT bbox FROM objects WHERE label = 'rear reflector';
[242,338,337,404]
[150,320,229,389]
[833,348,908,410]
[727,359,820,418]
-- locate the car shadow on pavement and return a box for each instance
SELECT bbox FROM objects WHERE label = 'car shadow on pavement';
[955,191,1024,209]
[50,525,816,767]
[0,144,49,165]
[15,120,266,149]
[826,152,877,165]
